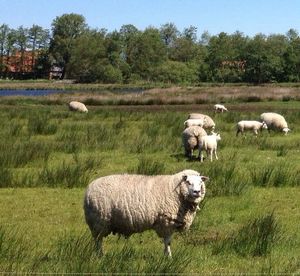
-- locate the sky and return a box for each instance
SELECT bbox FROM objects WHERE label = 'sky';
[1,0,300,37]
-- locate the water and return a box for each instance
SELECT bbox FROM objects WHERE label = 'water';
[0,89,71,96]
[0,88,145,96]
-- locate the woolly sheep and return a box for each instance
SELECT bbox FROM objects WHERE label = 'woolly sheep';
[198,132,221,162]
[188,113,215,132]
[69,101,88,113]
[184,118,205,128]
[260,112,290,135]
[84,169,209,257]
[214,104,228,113]
[182,126,207,159]
[236,120,268,136]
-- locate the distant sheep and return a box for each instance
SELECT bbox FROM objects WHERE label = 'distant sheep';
[69,101,88,113]
[182,126,207,159]
[214,104,228,113]
[236,120,268,136]
[198,132,221,162]
[84,169,209,257]
[188,113,215,132]
[184,118,205,128]
[260,112,290,135]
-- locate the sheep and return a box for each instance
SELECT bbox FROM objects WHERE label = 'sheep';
[188,113,215,132]
[69,101,88,113]
[182,126,207,159]
[198,132,221,162]
[260,112,290,135]
[236,120,268,136]
[184,118,205,128]
[84,169,209,257]
[214,104,228,113]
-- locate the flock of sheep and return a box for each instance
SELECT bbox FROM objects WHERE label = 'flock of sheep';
[182,104,291,162]
[69,100,290,256]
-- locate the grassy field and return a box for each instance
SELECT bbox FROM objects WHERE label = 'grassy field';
[0,93,299,274]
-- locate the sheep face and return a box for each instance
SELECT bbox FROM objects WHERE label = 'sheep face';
[261,122,268,130]
[282,127,291,135]
[182,175,208,203]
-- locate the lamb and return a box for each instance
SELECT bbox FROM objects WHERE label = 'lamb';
[260,112,290,135]
[69,101,88,113]
[84,169,209,257]
[214,104,228,113]
[188,113,215,132]
[184,118,205,128]
[236,120,268,136]
[182,126,207,159]
[198,132,221,162]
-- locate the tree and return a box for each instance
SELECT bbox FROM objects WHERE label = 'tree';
[68,29,123,83]
[127,27,167,81]
[0,24,9,74]
[160,23,179,47]
[15,26,28,73]
[49,13,87,78]
[28,24,49,73]
[182,25,198,42]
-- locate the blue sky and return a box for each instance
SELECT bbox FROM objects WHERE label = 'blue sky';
[1,0,299,37]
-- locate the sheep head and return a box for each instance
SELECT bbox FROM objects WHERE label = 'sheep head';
[181,174,209,204]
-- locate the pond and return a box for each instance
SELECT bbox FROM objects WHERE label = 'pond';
[0,89,71,96]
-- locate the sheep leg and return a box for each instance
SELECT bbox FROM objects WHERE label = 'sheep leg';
[198,145,203,162]
[209,150,213,162]
[163,236,172,257]
[214,149,218,160]
[92,232,104,256]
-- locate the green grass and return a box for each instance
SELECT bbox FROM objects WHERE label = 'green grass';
[0,98,299,273]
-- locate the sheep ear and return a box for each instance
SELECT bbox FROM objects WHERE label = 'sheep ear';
[201,176,209,182]
[193,130,199,136]
[182,175,188,181]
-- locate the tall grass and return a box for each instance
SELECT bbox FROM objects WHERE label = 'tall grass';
[38,155,103,188]
[131,157,166,175]
[213,212,280,257]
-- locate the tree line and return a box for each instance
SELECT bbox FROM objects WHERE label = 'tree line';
[1,13,300,84]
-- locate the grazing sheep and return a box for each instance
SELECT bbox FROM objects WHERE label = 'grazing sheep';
[198,132,221,162]
[188,113,215,132]
[260,112,290,135]
[182,126,207,159]
[184,118,205,128]
[214,104,228,113]
[84,169,209,257]
[236,120,268,136]
[69,101,88,113]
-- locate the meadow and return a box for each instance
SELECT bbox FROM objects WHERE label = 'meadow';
[0,93,299,274]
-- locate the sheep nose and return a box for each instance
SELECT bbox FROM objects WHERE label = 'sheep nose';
[193,190,201,197]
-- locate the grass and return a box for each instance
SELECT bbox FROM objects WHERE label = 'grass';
[0,96,299,273]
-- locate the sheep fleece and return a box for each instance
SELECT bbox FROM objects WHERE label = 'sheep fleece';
[84,170,204,238]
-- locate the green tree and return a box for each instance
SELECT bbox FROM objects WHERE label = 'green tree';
[160,23,179,47]
[68,29,123,83]
[244,34,288,83]
[283,29,300,81]
[127,27,167,81]
[206,31,248,82]
[0,24,9,74]
[15,26,28,73]
[49,13,87,79]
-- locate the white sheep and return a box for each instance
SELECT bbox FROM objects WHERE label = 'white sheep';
[236,120,268,136]
[260,112,290,135]
[188,113,215,132]
[214,104,228,113]
[198,132,221,162]
[84,170,209,257]
[182,126,207,159]
[184,118,205,128]
[69,101,88,113]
